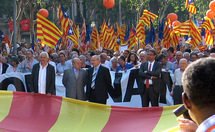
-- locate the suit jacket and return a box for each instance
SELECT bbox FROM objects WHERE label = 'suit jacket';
[2,63,9,74]
[62,67,88,100]
[139,61,164,94]
[86,65,114,101]
[31,63,56,95]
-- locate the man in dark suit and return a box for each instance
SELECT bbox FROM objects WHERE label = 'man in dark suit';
[63,58,88,100]
[0,54,9,74]
[139,49,162,107]
[31,52,55,96]
[86,55,115,104]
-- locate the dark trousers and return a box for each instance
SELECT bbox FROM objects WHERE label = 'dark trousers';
[141,85,159,107]
[173,85,183,105]
[89,89,106,104]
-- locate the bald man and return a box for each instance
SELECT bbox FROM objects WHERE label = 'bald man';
[86,55,116,104]
[172,58,188,105]
[62,58,88,100]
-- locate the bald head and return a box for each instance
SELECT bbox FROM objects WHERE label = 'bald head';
[91,55,100,67]
[72,58,81,70]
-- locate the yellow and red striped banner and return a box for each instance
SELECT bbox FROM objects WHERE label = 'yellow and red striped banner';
[0,91,180,131]
[37,14,62,48]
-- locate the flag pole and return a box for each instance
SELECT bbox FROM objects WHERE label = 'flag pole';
[119,0,122,27]
[13,0,17,55]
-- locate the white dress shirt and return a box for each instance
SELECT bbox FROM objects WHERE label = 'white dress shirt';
[0,63,2,75]
[38,63,48,94]
[173,68,183,86]
[144,61,155,85]
[101,60,111,69]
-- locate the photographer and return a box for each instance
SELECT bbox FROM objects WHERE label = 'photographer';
[178,58,215,131]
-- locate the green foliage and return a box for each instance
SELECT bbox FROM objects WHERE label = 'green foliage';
[0,0,13,19]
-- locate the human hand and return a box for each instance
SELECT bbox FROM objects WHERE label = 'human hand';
[47,93,52,97]
[57,73,61,76]
[177,118,197,132]
[26,66,31,70]
[31,92,35,96]
[151,76,157,79]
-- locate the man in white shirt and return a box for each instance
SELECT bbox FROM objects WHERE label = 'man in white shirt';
[31,52,56,96]
[171,58,188,105]
[177,58,215,132]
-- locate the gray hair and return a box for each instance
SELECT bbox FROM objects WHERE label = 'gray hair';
[72,57,80,63]
[39,52,49,58]
[72,54,79,59]
[179,58,187,64]
[79,55,86,61]
[176,51,183,55]
[110,57,117,62]
[92,55,100,61]
[183,52,190,57]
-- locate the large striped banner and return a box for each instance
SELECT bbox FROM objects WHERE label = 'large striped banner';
[0,91,179,131]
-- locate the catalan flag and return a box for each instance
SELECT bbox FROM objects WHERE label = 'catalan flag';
[173,20,191,35]
[170,32,179,47]
[0,91,179,131]
[59,5,70,36]
[37,14,62,48]
[136,21,145,43]
[199,17,215,31]
[190,21,202,47]
[91,26,100,50]
[185,0,196,14]
[1,34,11,47]
[80,20,86,44]
[162,22,172,48]
[116,22,126,45]
[67,26,78,48]
[139,10,158,27]
[128,27,137,50]
[205,30,213,46]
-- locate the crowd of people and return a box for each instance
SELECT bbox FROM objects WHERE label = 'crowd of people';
[0,43,215,131]
[1,44,215,105]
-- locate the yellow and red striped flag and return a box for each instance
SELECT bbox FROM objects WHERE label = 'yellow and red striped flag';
[188,3,196,14]
[59,5,70,36]
[37,14,62,48]
[136,21,145,43]
[128,27,137,50]
[139,10,158,27]
[162,22,172,48]
[0,91,180,131]
[80,20,86,44]
[190,21,202,47]
[91,26,100,50]
[170,32,179,47]
[199,17,215,31]
[185,0,197,14]
[205,30,213,46]
[116,22,126,45]
[173,20,191,35]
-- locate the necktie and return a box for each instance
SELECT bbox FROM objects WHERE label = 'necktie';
[76,70,79,79]
[91,67,97,89]
[146,63,152,88]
